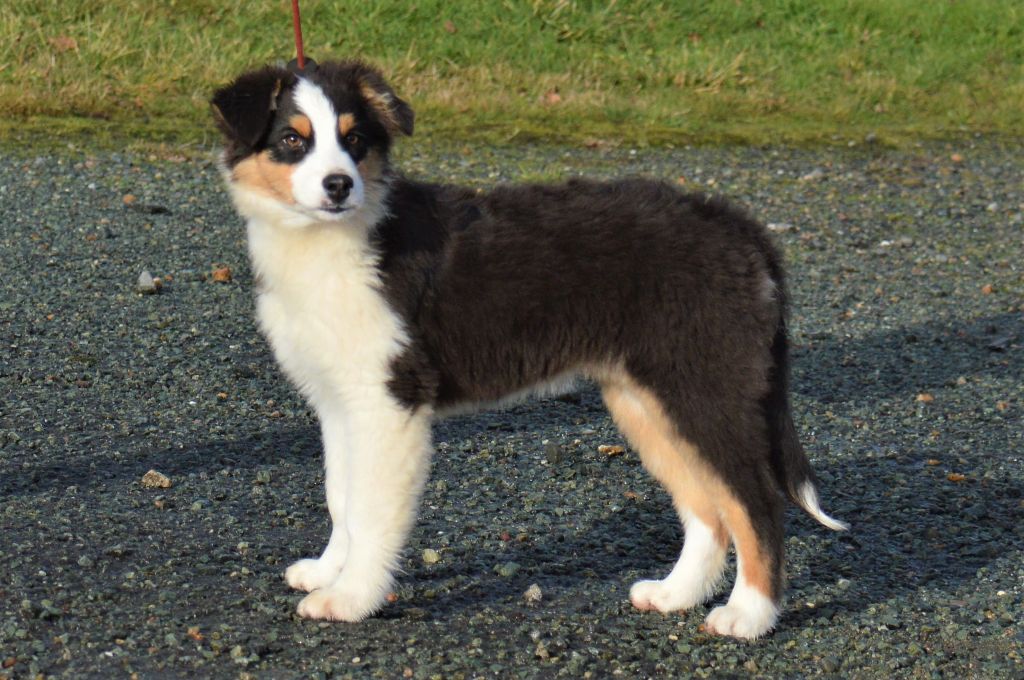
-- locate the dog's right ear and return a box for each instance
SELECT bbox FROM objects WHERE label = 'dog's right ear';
[211,67,294,148]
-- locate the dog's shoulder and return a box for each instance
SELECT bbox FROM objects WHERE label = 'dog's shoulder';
[374,177,482,265]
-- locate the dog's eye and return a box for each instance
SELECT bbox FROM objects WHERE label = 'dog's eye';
[282,133,305,150]
[344,132,362,148]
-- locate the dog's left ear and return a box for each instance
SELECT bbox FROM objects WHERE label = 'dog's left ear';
[357,68,414,137]
[211,67,294,148]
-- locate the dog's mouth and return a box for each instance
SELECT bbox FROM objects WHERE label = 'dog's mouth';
[321,204,349,214]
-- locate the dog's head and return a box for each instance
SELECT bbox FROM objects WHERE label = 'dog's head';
[212,60,413,228]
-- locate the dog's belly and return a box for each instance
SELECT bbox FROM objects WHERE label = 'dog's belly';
[433,370,581,417]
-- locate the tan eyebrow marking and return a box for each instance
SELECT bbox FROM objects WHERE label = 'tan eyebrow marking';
[338,113,356,137]
[288,114,312,138]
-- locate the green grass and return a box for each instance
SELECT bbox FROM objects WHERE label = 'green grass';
[1,0,1022,150]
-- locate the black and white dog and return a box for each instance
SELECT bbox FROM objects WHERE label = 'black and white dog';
[211,60,846,639]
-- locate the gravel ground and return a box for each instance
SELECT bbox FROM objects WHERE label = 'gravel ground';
[1,139,1022,679]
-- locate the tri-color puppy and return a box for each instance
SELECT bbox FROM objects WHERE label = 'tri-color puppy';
[211,60,847,639]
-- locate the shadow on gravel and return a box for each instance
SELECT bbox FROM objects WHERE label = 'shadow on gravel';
[4,313,1020,623]
[792,311,1021,404]
[0,426,323,497]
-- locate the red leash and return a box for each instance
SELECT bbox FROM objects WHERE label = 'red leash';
[291,0,306,70]
[288,0,316,73]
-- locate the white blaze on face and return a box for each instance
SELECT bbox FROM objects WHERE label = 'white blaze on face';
[291,78,364,216]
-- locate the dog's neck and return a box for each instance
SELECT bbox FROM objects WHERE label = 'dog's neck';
[233,181,391,296]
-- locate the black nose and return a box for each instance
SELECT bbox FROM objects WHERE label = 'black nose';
[323,174,354,203]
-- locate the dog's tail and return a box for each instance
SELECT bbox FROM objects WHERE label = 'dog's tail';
[764,296,849,532]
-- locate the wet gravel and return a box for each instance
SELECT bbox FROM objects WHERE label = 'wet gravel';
[1,139,1022,678]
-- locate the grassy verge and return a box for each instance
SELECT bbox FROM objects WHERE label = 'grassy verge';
[1,0,1022,150]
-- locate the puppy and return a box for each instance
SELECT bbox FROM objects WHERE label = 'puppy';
[211,60,846,639]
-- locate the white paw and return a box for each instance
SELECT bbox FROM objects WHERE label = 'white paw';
[630,578,705,613]
[285,558,342,593]
[704,600,779,639]
[295,584,384,622]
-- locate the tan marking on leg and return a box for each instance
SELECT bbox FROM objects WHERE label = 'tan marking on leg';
[601,379,726,544]
[338,113,357,137]
[600,372,774,599]
[231,151,296,203]
[288,114,312,139]
[718,496,774,597]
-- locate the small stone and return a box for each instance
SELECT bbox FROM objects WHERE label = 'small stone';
[523,583,543,605]
[77,555,93,568]
[544,441,565,464]
[212,266,233,283]
[985,202,998,212]
[766,222,794,233]
[799,168,825,182]
[495,561,520,577]
[136,270,159,295]
[422,548,440,565]
[598,444,625,457]
[141,469,172,489]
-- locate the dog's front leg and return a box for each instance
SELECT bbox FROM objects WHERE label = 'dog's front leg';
[296,395,432,622]
[285,408,351,592]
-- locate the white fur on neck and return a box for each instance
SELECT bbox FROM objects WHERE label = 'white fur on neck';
[245,213,406,408]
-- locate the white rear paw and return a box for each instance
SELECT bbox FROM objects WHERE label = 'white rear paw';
[285,558,342,592]
[705,600,778,639]
[296,584,384,622]
[630,579,705,612]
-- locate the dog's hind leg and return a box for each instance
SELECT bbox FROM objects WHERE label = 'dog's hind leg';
[602,373,784,638]
[601,380,730,613]
[703,468,783,639]
[295,391,433,622]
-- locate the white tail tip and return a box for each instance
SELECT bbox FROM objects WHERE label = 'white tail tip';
[798,481,849,531]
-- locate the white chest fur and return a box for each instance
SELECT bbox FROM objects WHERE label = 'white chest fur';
[244,218,407,408]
